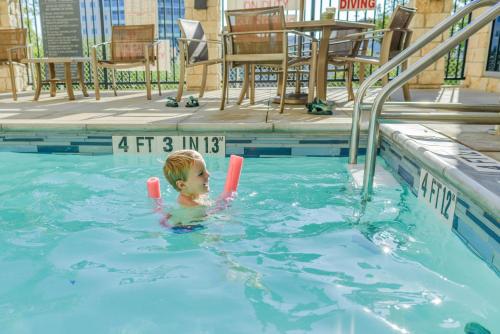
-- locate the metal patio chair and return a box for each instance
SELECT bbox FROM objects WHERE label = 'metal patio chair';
[221,6,317,113]
[91,24,161,100]
[0,28,31,101]
[328,5,416,101]
[176,19,222,102]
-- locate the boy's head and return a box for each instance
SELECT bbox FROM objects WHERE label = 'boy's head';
[163,150,210,196]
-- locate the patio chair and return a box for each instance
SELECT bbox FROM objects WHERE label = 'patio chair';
[328,5,416,101]
[91,24,161,100]
[0,28,30,101]
[221,6,318,113]
[176,19,222,102]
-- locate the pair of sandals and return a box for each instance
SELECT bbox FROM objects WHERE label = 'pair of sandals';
[306,98,333,115]
[166,96,199,108]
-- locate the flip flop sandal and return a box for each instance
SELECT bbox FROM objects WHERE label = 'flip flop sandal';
[185,96,199,108]
[309,100,333,115]
[306,98,333,115]
[165,97,178,107]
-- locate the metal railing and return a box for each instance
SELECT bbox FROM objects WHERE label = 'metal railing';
[349,0,500,201]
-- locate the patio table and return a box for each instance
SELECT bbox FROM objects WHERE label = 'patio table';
[22,57,91,101]
[286,20,374,101]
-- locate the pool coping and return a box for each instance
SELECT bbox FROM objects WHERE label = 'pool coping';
[379,124,499,218]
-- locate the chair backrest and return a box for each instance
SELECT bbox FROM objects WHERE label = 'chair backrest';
[225,6,286,56]
[329,29,364,57]
[383,5,416,59]
[111,24,155,62]
[178,19,209,65]
[0,28,27,62]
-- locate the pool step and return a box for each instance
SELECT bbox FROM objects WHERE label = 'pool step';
[348,164,400,188]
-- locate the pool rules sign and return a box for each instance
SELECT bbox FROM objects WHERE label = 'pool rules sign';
[418,169,457,225]
[339,0,376,10]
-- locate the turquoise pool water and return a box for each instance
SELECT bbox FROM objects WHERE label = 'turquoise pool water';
[0,152,498,333]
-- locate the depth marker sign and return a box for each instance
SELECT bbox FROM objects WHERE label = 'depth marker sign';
[339,0,376,10]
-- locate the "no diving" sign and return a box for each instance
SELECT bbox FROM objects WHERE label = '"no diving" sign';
[339,0,376,10]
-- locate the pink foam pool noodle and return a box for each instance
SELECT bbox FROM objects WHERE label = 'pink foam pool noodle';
[224,155,244,194]
[147,177,161,199]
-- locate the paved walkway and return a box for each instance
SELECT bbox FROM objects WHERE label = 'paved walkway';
[0,86,499,160]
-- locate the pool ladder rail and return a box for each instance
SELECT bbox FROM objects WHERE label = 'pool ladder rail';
[347,0,500,201]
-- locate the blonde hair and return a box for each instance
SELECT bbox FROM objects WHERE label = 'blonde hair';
[163,150,203,191]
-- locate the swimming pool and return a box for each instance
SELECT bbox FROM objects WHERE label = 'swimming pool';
[0,152,498,333]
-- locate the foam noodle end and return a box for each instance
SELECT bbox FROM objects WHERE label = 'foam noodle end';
[224,155,244,194]
[147,177,161,199]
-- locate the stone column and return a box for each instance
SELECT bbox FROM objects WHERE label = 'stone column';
[406,0,453,88]
[183,0,220,91]
[462,7,500,93]
[0,0,28,93]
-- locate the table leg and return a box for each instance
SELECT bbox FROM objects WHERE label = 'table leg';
[64,62,75,100]
[34,63,42,101]
[316,27,332,101]
[48,63,57,97]
[77,62,89,97]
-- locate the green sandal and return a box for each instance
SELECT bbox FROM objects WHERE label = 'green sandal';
[306,98,333,115]
[185,96,199,108]
[165,97,178,107]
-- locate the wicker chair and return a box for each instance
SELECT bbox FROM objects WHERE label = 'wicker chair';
[221,6,318,113]
[91,24,161,100]
[0,28,30,101]
[328,5,416,101]
[176,19,222,102]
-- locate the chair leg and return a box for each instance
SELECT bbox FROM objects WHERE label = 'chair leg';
[279,61,287,114]
[157,65,161,96]
[238,64,249,105]
[91,48,100,100]
[346,63,354,101]
[77,62,89,97]
[220,62,228,110]
[111,69,118,96]
[402,60,411,101]
[277,72,283,96]
[250,65,255,105]
[307,41,318,103]
[359,63,366,85]
[199,64,207,98]
[176,59,185,103]
[8,61,17,101]
[34,63,42,101]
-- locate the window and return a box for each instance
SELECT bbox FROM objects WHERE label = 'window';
[486,16,500,73]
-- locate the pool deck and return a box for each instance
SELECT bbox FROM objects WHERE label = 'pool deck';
[0,86,499,161]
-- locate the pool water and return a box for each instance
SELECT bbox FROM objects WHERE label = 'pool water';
[0,152,498,333]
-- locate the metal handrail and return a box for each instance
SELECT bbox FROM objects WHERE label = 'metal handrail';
[362,2,500,200]
[348,0,499,165]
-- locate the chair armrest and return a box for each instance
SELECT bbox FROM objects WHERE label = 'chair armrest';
[92,41,111,49]
[178,37,221,45]
[223,29,318,42]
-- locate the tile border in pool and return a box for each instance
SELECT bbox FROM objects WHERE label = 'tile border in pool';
[379,124,499,274]
[0,132,365,157]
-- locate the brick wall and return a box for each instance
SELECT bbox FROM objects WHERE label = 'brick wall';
[407,0,452,88]
[0,0,28,93]
[184,0,221,91]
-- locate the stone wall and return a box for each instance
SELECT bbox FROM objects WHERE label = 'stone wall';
[407,0,452,88]
[0,0,28,93]
[462,8,500,94]
[183,0,220,91]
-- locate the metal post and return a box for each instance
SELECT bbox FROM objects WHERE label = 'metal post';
[348,0,499,165]
[362,2,500,200]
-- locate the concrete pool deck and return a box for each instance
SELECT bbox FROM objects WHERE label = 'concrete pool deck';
[0,86,499,160]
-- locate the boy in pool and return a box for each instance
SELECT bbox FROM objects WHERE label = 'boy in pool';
[163,149,211,208]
